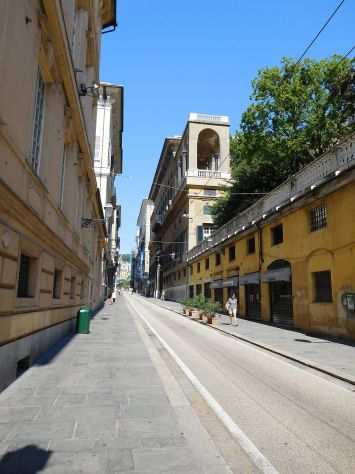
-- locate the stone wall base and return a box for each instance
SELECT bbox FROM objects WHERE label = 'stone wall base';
[0,318,76,392]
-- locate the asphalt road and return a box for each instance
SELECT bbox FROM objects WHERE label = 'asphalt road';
[127,294,355,474]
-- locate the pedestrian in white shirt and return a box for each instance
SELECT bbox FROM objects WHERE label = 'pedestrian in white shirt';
[112,288,117,303]
[226,293,238,326]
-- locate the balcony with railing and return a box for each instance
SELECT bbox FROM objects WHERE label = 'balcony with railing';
[186,169,231,180]
[188,134,355,261]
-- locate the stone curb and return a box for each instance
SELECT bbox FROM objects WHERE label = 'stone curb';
[147,299,355,387]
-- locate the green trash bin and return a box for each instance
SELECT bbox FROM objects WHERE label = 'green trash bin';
[77,307,91,334]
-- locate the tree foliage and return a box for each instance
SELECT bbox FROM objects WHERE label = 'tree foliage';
[212,56,355,227]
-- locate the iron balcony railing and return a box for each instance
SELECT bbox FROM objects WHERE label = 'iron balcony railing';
[187,134,355,261]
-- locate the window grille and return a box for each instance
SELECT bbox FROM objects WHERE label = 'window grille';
[17,255,31,297]
[59,149,67,209]
[247,236,256,254]
[53,270,62,299]
[228,246,236,261]
[203,205,213,215]
[204,189,216,197]
[310,205,327,232]
[271,224,283,246]
[313,271,332,302]
[70,276,76,299]
[202,223,215,239]
[31,70,45,173]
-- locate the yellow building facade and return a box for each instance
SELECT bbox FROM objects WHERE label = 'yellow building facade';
[189,134,355,341]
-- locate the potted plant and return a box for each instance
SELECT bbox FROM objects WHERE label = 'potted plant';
[204,300,222,324]
[181,298,193,316]
[192,295,206,319]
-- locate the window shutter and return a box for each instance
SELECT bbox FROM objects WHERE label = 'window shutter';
[197,225,203,242]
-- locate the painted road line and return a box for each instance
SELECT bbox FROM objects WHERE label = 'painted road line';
[127,297,280,474]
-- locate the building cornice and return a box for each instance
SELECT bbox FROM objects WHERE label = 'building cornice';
[42,0,105,240]
[0,179,90,274]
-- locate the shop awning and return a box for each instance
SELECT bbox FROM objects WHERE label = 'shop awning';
[223,277,239,288]
[239,272,260,285]
[261,267,291,282]
[210,279,223,289]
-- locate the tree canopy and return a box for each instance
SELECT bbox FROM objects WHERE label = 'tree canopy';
[212,56,355,227]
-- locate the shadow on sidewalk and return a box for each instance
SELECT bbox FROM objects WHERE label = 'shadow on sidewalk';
[34,334,76,366]
[0,445,52,474]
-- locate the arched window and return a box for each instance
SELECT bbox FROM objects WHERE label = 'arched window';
[197,129,220,170]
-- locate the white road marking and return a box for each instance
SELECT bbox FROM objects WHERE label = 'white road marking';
[127,297,280,474]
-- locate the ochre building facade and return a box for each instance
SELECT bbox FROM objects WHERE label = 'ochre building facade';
[188,134,355,341]
[0,0,116,390]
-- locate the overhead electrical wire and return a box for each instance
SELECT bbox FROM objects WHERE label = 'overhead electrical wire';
[295,0,346,65]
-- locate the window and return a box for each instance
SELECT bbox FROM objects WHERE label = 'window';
[196,284,202,295]
[204,282,211,299]
[31,70,45,173]
[53,269,62,299]
[203,205,213,215]
[189,285,194,298]
[204,189,217,197]
[215,253,221,266]
[70,276,76,299]
[94,135,101,162]
[197,224,215,242]
[310,205,327,232]
[313,271,332,302]
[203,223,215,239]
[17,254,36,298]
[183,268,186,277]
[205,257,209,270]
[228,246,236,261]
[59,148,67,209]
[271,224,283,246]
[247,236,255,254]
[197,262,200,273]
[190,266,193,276]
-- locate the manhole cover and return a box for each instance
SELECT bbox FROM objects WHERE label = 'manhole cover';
[294,338,312,343]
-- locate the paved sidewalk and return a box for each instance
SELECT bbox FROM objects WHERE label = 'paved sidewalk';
[0,297,227,473]
[150,297,355,384]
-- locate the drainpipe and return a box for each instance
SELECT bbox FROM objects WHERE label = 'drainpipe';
[256,222,264,319]
[256,222,264,271]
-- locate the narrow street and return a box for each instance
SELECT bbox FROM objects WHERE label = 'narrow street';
[127,293,355,474]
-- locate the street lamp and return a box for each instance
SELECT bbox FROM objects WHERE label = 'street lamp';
[81,205,113,228]
[79,82,100,97]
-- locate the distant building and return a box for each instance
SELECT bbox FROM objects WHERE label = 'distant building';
[94,83,124,297]
[148,113,231,301]
[135,199,154,295]
[118,254,132,282]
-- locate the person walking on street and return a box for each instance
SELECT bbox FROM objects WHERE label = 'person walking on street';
[112,288,117,303]
[226,293,238,326]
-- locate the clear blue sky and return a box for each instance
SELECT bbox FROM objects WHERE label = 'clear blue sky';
[100,0,354,254]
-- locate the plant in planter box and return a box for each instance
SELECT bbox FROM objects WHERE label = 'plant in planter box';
[192,295,206,319]
[204,300,222,324]
[180,298,194,316]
